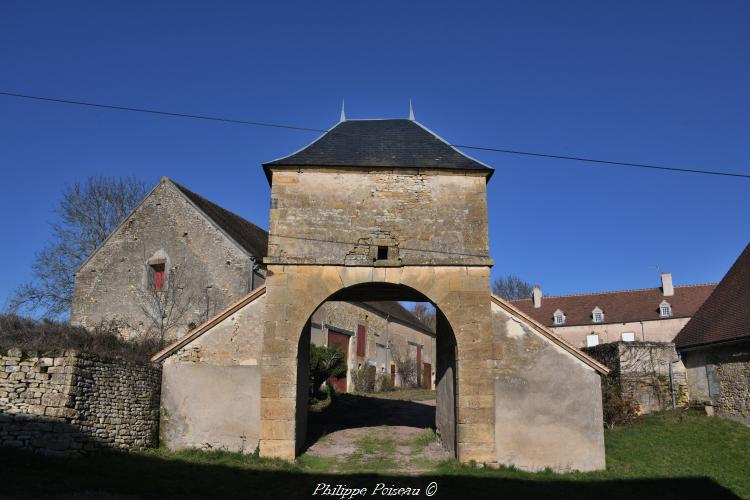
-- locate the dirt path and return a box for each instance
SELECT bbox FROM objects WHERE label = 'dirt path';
[302,393,451,474]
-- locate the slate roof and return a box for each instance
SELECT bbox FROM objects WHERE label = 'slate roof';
[171,180,268,259]
[263,119,493,180]
[361,301,435,335]
[511,284,715,328]
[674,243,750,349]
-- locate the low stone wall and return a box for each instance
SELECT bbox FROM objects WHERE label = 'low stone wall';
[584,342,688,414]
[0,348,161,454]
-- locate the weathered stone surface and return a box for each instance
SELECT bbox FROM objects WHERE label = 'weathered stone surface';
[585,342,688,414]
[0,351,160,455]
[492,302,606,472]
[70,177,264,341]
[160,362,260,453]
[682,340,750,423]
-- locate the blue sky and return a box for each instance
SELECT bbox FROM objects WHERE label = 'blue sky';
[1,1,748,307]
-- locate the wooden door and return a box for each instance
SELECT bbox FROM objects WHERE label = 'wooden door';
[390,364,396,384]
[423,362,431,389]
[327,331,349,393]
[416,345,422,387]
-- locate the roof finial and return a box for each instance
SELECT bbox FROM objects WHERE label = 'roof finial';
[340,99,346,122]
[408,98,415,120]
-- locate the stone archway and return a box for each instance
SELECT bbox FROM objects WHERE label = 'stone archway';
[293,281,460,457]
[259,264,495,464]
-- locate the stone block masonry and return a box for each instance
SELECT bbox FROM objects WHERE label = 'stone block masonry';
[0,348,161,454]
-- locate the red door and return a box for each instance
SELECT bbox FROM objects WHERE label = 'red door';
[390,364,396,384]
[327,331,349,393]
[416,345,422,387]
[423,362,431,389]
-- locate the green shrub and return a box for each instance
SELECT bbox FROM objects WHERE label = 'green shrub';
[309,344,346,397]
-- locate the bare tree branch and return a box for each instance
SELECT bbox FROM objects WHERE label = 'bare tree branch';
[492,274,535,301]
[7,176,147,318]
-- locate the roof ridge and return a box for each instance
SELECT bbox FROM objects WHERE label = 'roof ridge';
[510,282,717,301]
[169,179,268,235]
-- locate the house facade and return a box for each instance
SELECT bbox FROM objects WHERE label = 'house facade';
[675,242,750,423]
[311,301,436,391]
[71,177,268,341]
[511,273,715,349]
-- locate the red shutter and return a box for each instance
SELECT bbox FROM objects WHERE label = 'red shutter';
[416,345,422,386]
[356,325,366,357]
[151,263,165,290]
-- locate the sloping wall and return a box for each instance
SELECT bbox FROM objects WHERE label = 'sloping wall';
[491,301,606,472]
[159,292,265,452]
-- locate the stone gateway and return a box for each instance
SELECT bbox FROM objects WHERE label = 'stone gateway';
[152,117,609,471]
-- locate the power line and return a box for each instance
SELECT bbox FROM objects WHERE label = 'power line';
[451,144,750,179]
[0,91,326,133]
[2,90,749,180]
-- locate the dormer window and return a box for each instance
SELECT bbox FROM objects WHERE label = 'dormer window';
[553,309,566,326]
[592,307,604,324]
[659,301,672,318]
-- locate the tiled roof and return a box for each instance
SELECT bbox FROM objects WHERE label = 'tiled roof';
[361,301,435,335]
[263,119,493,178]
[674,243,750,349]
[171,180,268,259]
[511,284,715,328]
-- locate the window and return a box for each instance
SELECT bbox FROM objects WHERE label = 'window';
[553,309,565,326]
[377,246,389,260]
[659,301,672,318]
[586,334,600,347]
[621,332,635,342]
[592,307,604,323]
[150,263,165,290]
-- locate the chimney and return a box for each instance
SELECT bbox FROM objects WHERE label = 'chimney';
[661,272,674,297]
[533,284,542,308]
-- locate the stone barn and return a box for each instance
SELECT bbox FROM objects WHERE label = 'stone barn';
[152,116,609,471]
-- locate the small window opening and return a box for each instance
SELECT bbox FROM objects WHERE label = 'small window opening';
[150,263,165,290]
[377,246,389,260]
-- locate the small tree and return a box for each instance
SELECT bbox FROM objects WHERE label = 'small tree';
[350,364,376,393]
[392,345,418,388]
[492,274,535,300]
[410,302,436,331]
[136,264,196,346]
[8,176,147,318]
[309,344,347,396]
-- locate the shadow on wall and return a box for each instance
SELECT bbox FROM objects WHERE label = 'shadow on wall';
[0,446,738,500]
[302,393,436,454]
[0,412,114,455]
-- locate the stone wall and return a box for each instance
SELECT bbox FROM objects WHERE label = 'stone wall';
[266,169,492,267]
[682,341,750,423]
[491,300,606,472]
[584,342,688,414]
[0,348,160,454]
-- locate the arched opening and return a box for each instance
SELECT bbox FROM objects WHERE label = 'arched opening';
[294,282,458,463]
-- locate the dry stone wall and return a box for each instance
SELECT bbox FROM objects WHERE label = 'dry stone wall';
[0,348,160,454]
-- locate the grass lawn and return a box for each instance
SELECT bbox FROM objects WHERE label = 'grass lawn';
[0,411,747,499]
